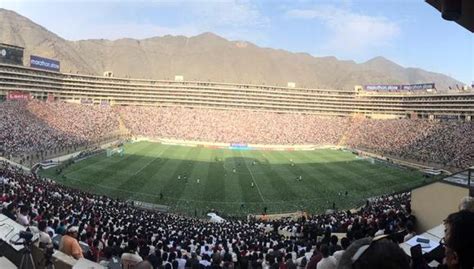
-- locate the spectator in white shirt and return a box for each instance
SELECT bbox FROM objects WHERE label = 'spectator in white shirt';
[332,237,349,266]
[374,222,385,236]
[17,205,30,226]
[121,239,143,269]
[176,251,187,269]
[199,254,212,267]
[316,245,336,269]
[37,220,52,248]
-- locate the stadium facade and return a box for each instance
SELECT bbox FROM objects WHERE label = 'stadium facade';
[1,62,473,120]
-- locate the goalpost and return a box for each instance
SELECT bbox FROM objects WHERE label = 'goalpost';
[106,146,124,157]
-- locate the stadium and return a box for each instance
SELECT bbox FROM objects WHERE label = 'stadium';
[0,1,473,269]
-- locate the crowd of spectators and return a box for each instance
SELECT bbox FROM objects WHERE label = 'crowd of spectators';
[0,100,119,161]
[345,119,474,168]
[118,106,349,145]
[1,100,473,169]
[1,163,422,269]
[2,163,474,268]
[118,106,474,169]
[1,100,474,268]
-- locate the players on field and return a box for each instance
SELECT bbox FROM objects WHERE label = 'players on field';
[251,182,254,188]
[196,178,200,184]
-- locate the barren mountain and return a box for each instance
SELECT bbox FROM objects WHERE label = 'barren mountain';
[0,8,461,90]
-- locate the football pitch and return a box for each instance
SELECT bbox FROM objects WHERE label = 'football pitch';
[40,141,430,217]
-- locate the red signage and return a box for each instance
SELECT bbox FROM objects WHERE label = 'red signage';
[47,93,55,102]
[7,91,30,100]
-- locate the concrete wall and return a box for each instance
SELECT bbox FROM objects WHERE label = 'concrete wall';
[412,181,469,232]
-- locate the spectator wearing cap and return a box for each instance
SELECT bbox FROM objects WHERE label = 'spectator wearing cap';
[59,226,84,259]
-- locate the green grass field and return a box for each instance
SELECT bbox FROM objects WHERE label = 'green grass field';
[40,141,431,217]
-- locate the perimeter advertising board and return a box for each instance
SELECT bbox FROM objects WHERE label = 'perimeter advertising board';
[0,44,24,65]
[30,55,60,72]
[229,143,251,150]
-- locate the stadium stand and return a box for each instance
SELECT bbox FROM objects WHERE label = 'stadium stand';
[1,99,473,170]
[1,63,474,118]
[1,61,474,269]
[2,162,473,268]
[0,100,121,166]
[0,163,414,268]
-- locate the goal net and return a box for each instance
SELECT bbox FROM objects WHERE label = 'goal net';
[106,146,124,157]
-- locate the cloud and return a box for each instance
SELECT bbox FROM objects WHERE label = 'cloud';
[192,0,269,28]
[0,0,269,42]
[184,0,269,43]
[286,5,400,54]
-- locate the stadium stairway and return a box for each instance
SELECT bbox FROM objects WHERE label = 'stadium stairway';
[337,114,365,147]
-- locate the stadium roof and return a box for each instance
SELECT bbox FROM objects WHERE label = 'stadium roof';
[426,0,474,32]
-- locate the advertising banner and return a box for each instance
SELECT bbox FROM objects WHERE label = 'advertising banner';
[401,83,435,90]
[30,55,60,72]
[7,91,30,101]
[364,85,401,91]
[364,83,435,91]
[229,143,250,150]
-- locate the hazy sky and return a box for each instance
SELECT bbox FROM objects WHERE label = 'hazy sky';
[1,0,472,83]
